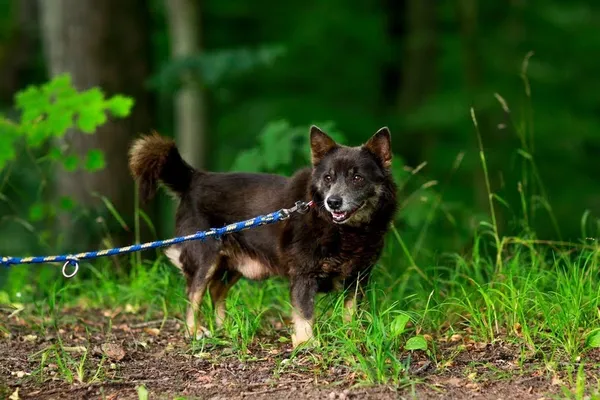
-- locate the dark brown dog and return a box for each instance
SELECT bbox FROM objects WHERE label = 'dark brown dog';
[128,126,397,347]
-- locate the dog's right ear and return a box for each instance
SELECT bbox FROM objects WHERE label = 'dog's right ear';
[310,125,338,165]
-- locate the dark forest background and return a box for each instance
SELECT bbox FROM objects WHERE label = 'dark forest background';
[1,0,599,270]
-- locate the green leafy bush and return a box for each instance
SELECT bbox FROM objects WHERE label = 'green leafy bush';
[0,74,133,171]
[0,74,133,252]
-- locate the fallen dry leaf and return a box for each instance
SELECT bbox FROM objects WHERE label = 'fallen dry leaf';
[551,375,563,386]
[196,374,213,383]
[23,334,37,342]
[125,304,139,313]
[116,324,131,332]
[445,377,463,387]
[103,307,122,319]
[101,343,126,361]
[63,346,87,354]
[450,334,463,342]
[475,342,488,350]
[144,327,160,336]
[9,388,19,400]
[514,322,522,337]
[135,340,148,349]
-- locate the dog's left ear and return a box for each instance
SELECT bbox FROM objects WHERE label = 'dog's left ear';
[364,127,392,169]
[310,125,338,165]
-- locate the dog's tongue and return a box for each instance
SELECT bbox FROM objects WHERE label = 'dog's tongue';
[332,211,347,221]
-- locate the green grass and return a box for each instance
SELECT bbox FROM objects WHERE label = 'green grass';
[3,230,600,389]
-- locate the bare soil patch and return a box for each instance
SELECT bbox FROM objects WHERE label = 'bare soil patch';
[0,309,591,399]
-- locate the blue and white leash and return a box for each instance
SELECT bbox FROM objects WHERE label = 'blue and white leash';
[0,200,314,278]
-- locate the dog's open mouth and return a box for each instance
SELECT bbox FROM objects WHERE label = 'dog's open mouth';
[330,203,364,223]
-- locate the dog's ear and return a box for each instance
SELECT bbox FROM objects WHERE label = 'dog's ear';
[364,127,392,169]
[310,125,338,165]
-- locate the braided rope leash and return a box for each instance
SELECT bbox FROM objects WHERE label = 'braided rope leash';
[0,200,314,278]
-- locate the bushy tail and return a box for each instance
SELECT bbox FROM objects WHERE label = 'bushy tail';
[128,132,195,202]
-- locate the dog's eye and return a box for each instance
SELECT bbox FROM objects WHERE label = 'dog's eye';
[353,174,363,183]
[324,174,332,183]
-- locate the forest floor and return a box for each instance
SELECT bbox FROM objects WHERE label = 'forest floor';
[1,306,591,400]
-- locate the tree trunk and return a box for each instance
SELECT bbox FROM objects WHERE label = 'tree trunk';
[38,0,153,249]
[393,0,438,165]
[165,0,206,169]
[397,0,437,111]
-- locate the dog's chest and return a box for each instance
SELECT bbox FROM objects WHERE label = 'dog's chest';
[317,233,381,278]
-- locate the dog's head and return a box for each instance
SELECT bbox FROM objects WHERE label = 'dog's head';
[309,126,394,226]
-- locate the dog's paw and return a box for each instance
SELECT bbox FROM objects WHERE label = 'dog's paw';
[291,334,320,350]
[185,325,212,341]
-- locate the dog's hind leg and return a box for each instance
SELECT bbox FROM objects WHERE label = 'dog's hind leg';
[181,241,221,340]
[209,265,241,329]
[290,275,318,348]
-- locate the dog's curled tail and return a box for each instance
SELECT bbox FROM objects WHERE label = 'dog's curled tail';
[128,132,195,202]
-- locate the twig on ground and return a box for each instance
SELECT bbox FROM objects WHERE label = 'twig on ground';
[241,387,289,396]
[130,318,178,329]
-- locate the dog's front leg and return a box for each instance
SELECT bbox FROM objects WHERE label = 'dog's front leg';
[290,275,318,348]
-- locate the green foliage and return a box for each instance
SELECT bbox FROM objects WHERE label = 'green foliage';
[0,74,133,254]
[230,119,345,174]
[390,313,410,338]
[137,385,149,400]
[585,329,600,349]
[1,74,133,171]
[404,335,428,352]
[149,45,286,92]
[84,149,106,172]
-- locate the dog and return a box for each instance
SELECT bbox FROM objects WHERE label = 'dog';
[128,126,397,348]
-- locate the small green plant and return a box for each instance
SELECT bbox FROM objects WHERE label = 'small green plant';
[30,343,105,384]
[229,119,343,175]
[137,385,149,400]
[560,363,600,400]
[0,73,133,171]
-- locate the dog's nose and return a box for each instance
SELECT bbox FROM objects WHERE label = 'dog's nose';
[326,196,343,210]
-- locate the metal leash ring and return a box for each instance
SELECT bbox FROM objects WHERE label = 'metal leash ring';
[62,259,79,278]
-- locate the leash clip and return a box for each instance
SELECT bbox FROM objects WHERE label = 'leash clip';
[280,200,313,220]
[62,259,79,278]
[294,200,312,215]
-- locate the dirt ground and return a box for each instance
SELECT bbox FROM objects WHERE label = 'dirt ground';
[0,309,589,400]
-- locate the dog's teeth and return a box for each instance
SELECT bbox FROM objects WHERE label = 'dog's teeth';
[332,211,347,221]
